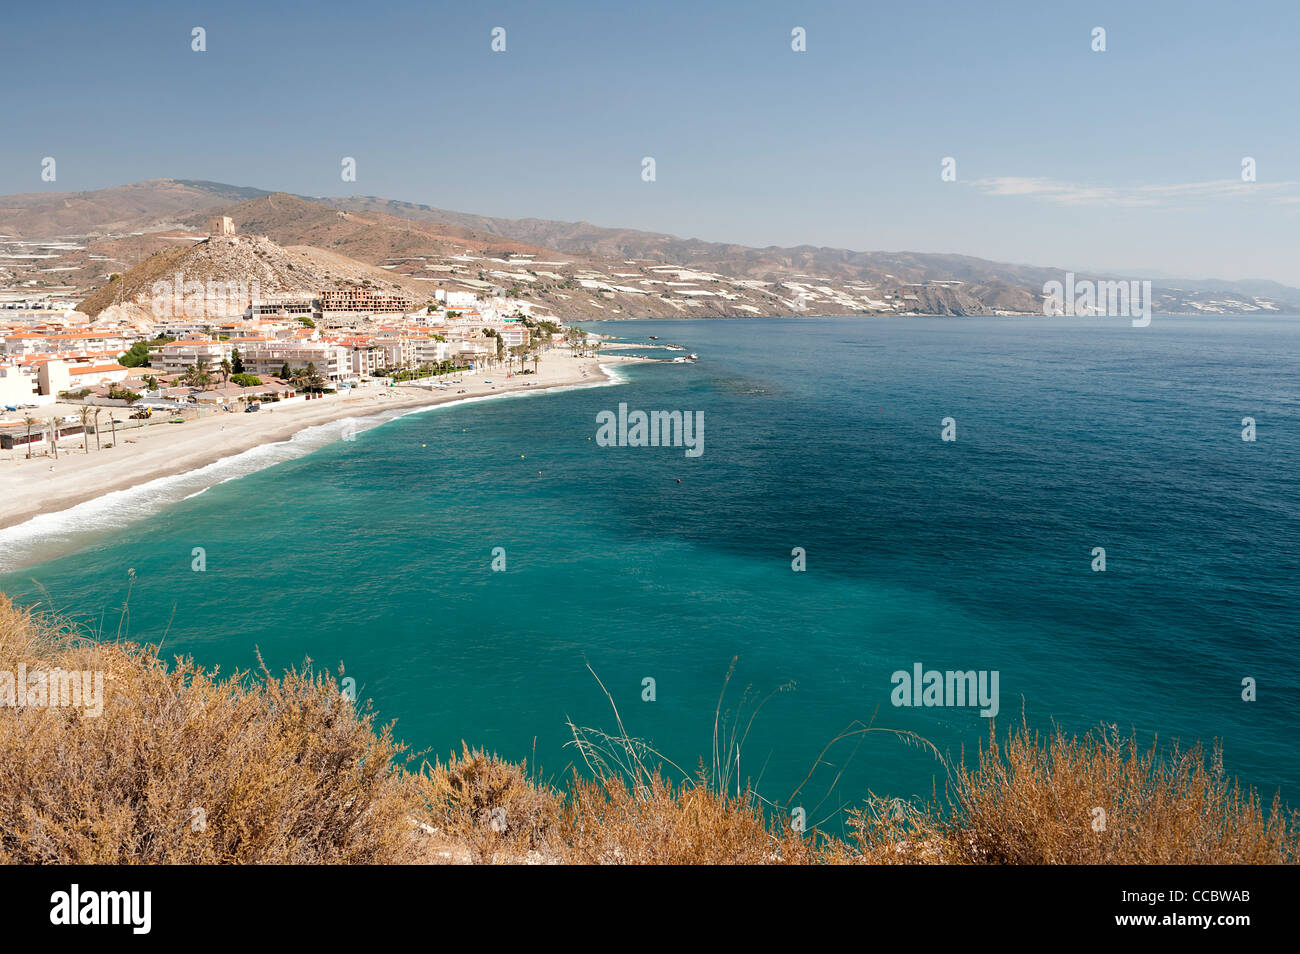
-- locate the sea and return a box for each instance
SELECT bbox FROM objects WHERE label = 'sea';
[2,316,1297,818]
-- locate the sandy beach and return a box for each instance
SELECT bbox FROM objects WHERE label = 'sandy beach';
[0,349,639,532]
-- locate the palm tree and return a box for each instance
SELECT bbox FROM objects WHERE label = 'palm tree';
[22,415,36,459]
[92,408,102,451]
[109,415,117,447]
[303,362,326,392]
[219,358,232,387]
[532,349,541,374]
[79,406,92,453]
[48,417,59,460]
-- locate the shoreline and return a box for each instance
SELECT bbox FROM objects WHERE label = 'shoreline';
[0,351,640,538]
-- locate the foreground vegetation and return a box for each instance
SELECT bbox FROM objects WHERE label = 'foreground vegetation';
[0,594,1294,864]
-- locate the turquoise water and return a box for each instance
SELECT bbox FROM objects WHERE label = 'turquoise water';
[3,316,1298,815]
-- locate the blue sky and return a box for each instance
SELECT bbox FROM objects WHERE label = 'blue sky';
[3,0,1298,283]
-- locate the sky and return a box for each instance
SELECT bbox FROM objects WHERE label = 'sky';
[3,0,1299,284]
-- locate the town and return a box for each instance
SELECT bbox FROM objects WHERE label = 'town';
[0,217,596,459]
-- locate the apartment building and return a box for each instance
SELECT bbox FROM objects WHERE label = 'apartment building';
[370,333,418,369]
[348,345,386,376]
[156,336,230,375]
[496,323,530,349]
[155,317,220,337]
[249,294,321,319]
[1,330,134,357]
[239,341,353,381]
[414,337,453,365]
[320,288,417,315]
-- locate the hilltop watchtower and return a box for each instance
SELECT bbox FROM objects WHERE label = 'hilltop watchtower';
[207,216,235,237]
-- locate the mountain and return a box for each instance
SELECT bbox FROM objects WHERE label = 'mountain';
[178,193,557,263]
[4,179,1299,318]
[0,179,266,238]
[316,194,1300,316]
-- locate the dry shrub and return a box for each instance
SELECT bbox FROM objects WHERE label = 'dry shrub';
[561,773,813,864]
[0,594,423,863]
[417,745,562,863]
[821,795,950,864]
[928,721,1299,864]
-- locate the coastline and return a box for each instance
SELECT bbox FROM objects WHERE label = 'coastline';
[0,350,639,538]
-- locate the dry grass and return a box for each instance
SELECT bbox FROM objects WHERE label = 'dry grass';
[932,722,1297,864]
[415,745,562,863]
[1,593,1295,864]
[0,594,423,863]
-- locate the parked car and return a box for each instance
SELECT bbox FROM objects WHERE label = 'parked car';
[245,402,261,412]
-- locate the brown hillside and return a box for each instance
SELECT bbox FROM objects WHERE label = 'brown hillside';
[77,232,431,318]
[185,193,562,263]
[0,179,266,239]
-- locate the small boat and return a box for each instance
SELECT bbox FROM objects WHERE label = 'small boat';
[648,335,659,340]
[687,353,699,361]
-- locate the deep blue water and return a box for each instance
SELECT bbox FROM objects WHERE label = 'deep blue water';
[3,316,1298,818]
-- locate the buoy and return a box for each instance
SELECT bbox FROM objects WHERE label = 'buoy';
[422,443,426,447]
[676,478,681,483]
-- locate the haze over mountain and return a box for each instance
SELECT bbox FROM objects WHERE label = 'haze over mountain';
[3,179,1297,319]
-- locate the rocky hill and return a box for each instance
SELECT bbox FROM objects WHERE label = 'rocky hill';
[77,231,429,325]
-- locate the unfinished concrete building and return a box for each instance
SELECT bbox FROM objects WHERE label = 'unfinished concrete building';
[320,288,417,315]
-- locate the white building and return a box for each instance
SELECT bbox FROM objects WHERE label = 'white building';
[0,365,41,406]
[414,338,453,365]
[239,341,353,380]
[156,336,229,375]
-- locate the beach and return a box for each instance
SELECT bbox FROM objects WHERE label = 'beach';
[0,349,638,532]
